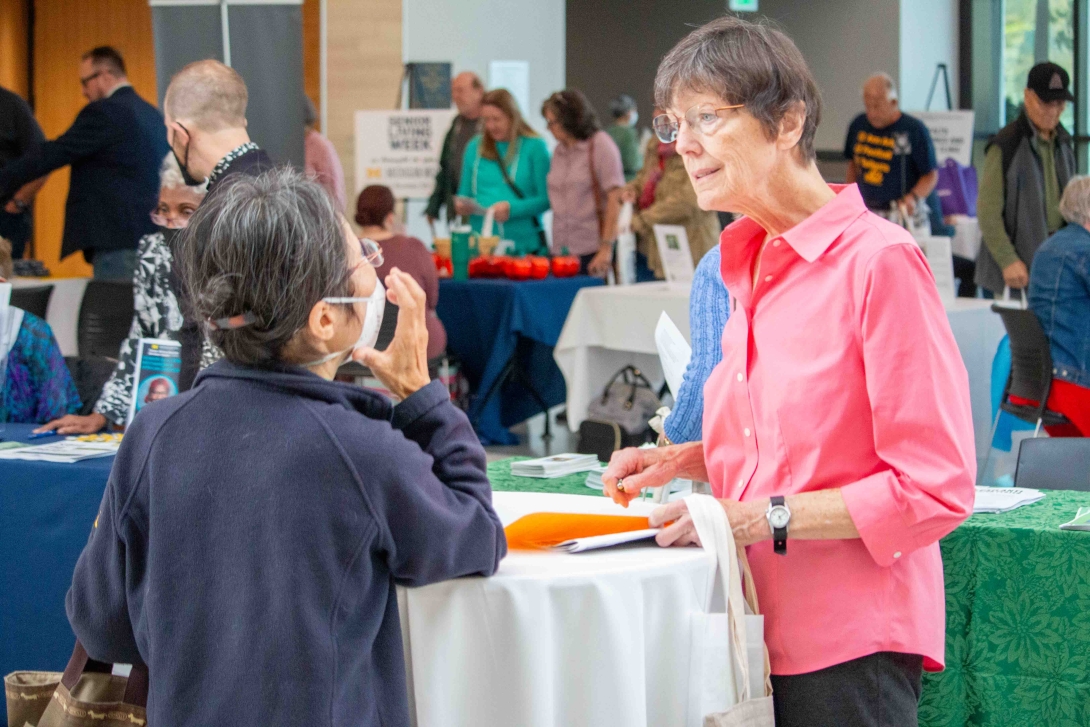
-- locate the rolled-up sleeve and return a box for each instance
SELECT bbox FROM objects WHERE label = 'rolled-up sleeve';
[840,243,976,567]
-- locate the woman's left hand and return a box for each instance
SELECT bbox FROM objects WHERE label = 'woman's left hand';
[587,247,613,277]
[650,498,770,548]
[491,201,511,223]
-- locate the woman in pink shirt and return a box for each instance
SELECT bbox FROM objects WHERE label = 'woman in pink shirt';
[603,17,976,727]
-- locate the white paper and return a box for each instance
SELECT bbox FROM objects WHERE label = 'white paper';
[510,453,600,478]
[654,311,692,397]
[973,486,1045,514]
[915,111,976,167]
[652,224,695,283]
[1060,507,1090,531]
[488,60,530,122]
[0,439,120,463]
[920,236,957,305]
[554,528,660,553]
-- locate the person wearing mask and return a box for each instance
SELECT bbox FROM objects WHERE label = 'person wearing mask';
[426,72,485,226]
[34,154,208,435]
[1026,175,1090,436]
[0,85,46,260]
[844,73,938,228]
[661,245,730,445]
[606,94,643,182]
[0,47,169,280]
[356,184,446,360]
[66,168,505,727]
[543,90,625,276]
[454,89,550,256]
[603,17,974,726]
[162,59,273,392]
[1,238,81,423]
[622,120,720,280]
[976,62,1076,296]
[304,96,346,211]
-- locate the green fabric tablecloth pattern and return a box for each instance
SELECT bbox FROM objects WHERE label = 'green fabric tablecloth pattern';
[919,489,1090,727]
[486,459,1090,726]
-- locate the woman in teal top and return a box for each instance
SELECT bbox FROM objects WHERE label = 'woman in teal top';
[454,88,551,255]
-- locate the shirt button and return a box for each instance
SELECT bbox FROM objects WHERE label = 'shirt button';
[737,478,744,488]
[736,372,743,382]
[893,551,902,559]
[744,428,751,437]
[764,275,772,282]
[773,240,781,247]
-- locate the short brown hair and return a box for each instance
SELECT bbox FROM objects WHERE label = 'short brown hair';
[164,60,248,132]
[654,16,822,162]
[82,46,126,77]
[542,90,600,141]
[355,185,395,227]
[480,88,539,163]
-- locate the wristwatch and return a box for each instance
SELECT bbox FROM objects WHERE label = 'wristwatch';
[766,496,791,555]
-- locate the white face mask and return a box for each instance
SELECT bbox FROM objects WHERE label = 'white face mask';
[303,279,386,367]
[628,111,639,127]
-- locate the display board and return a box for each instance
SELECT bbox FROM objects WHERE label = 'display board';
[915,111,975,166]
[354,109,458,198]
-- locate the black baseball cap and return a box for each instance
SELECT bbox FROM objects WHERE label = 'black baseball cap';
[1027,62,1075,102]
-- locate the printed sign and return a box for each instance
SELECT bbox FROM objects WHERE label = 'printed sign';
[915,111,975,167]
[127,338,182,425]
[354,109,458,199]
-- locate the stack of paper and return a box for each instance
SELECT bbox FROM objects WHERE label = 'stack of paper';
[1060,507,1090,531]
[554,528,660,553]
[973,486,1045,514]
[585,466,607,490]
[0,439,120,464]
[511,453,599,479]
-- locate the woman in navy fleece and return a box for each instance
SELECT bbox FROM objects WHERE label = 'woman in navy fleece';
[66,169,506,727]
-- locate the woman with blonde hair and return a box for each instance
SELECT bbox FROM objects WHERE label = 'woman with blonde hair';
[454,88,551,255]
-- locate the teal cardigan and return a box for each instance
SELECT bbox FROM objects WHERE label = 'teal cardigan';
[457,135,551,255]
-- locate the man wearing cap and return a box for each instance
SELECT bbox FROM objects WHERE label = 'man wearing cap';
[976,62,1076,295]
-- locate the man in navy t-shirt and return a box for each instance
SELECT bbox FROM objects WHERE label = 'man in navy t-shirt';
[844,73,938,220]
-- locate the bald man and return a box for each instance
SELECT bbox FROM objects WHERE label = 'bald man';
[425,72,484,225]
[844,73,938,223]
[162,60,273,391]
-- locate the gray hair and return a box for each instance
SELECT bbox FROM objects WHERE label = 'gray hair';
[164,59,248,131]
[1059,175,1090,226]
[159,152,207,195]
[865,73,898,101]
[609,94,637,119]
[654,16,822,162]
[175,168,355,366]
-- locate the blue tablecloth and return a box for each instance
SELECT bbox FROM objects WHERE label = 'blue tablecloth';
[0,423,113,685]
[436,276,604,444]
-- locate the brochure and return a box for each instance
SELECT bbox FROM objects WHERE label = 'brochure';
[973,486,1045,514]
[127,339,183,425]
[652,224,695,283]
[654,311,692,397]
[1060,507,1090,531]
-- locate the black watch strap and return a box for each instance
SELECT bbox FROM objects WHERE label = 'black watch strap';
[771,495,787,555]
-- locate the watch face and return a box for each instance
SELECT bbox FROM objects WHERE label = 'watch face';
[769,506,790,529]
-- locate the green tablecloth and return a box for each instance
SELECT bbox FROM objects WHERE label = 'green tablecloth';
[487,459,1090,726]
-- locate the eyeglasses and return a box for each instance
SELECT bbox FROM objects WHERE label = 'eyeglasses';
[652,103,745,143]
[358,238,383,268]
[150,209,194,229]
[79,70,102,87]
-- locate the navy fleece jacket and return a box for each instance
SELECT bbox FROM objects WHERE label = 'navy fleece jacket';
[66,360,506,727]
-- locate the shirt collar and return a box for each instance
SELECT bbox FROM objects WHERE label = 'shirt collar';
[208,142,260,186]
[719,184,867,292]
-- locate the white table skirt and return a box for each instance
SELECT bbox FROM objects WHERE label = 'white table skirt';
[555,284,1005,463]
[11,277,90,357]
[397,492,714,727]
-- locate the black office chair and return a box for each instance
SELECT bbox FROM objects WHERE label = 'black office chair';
[990,304,1072,435]
[9,284,53,319]
[77,281,134,359]
[64,355,120,417]
[1014,437,1090,491]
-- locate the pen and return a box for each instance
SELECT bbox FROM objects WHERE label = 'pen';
[27,431,59,440]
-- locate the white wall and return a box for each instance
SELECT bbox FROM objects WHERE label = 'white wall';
[756,0,901,151]
[899,0,959,112]
[401,0,565,240]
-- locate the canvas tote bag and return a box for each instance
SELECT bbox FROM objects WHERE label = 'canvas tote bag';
[5,641,149,727]
[685,494,775,727]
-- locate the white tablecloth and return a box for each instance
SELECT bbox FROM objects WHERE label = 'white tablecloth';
[11,277,90,357]
[555,284,1005,463]
[397,491,713,727]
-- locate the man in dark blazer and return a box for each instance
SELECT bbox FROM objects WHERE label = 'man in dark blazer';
[0,46,169,279]
[0,85,46,260]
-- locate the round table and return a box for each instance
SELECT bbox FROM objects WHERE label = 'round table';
[397,491,714,727]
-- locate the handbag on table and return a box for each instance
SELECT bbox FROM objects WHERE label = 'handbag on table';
[577,365,660,462]
[685,494,775,727]
[5,641,148,727]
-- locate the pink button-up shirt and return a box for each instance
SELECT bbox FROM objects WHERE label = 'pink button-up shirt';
[703,184,975,675]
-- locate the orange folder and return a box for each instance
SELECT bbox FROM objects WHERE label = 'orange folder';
[504,512,652,550]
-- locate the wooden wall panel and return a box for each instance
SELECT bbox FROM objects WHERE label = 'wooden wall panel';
[32,0,156,277]
[327,0,402,215]
[0,0,30,99]
[302,0,320,128]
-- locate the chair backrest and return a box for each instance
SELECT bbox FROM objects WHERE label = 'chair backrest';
[1014,437,1090,491]
[375,300,398,352]
[991,304,1054,403]
[9,284,53,319]
[77,281,134,359]
[64,356,121,416]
